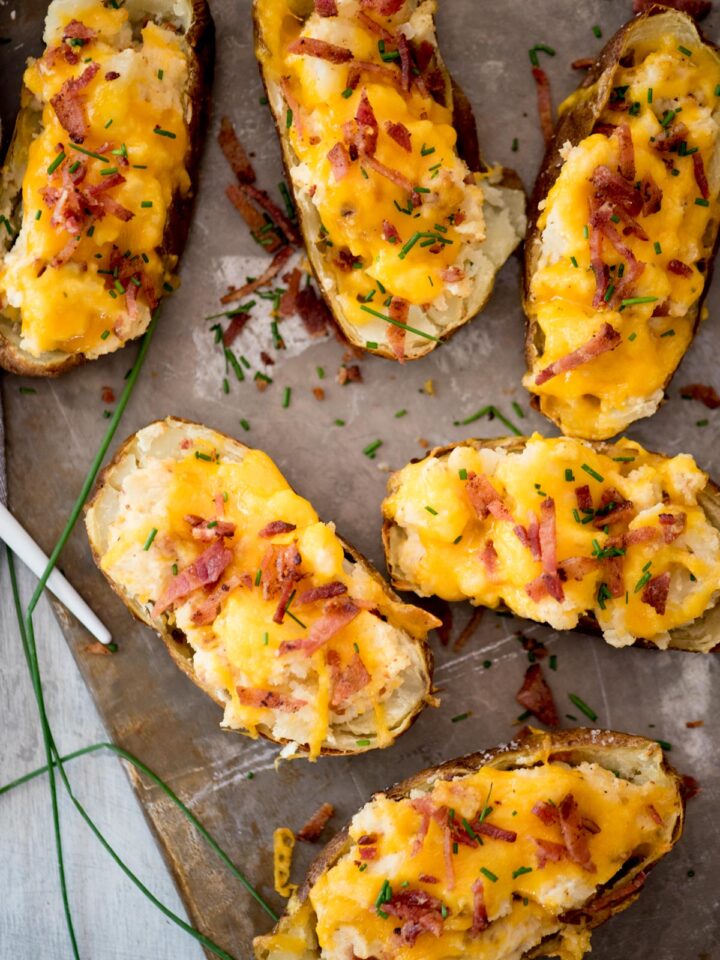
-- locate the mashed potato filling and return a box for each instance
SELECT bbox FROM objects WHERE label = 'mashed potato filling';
[98,429,430,758]
[0,0,190,357]
[289,758,677,960]
[383,434,720,647]
[525,27,720,438]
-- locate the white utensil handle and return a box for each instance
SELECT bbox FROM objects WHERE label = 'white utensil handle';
[0,502,112,645]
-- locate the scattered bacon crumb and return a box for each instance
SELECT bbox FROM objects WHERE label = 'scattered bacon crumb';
[221,246,293,304]
[680,383,720,408]
[236,687,307,712]
[440,265,465,283]
[101,386,115,404]
[279,597,361,657]
[337,363,363,384]
[328,649,371,707]
[223,311,250,346]
[571,57,595,70]
[593,487,634,528]
[558,793,597,873]
[84,641,111,656]
[314,0,338,15]
[312,386,325,400]
[258,520,297,538]
[632,0,711,16]
[327,141,351,181]
[190,575,242,626]
[641,571,671,615]
[519,633,548,659]
[532,801,559,826]
[63,19,96,42]
[692,151,710,199]
[185,515,236,541]
[385,120,412,151]
[479,539,498,575]
[686,719,704,728]
[470,879,489,935]
[668,259,693,278]
[360,0,406,12]
[224,184,280,251]
[382,219,401,244]
[525,571,564,603]
[575,485,593,514]
[152,540,233,616]
[361,154,413,194]
[50,62,99,143]
[297,802,335,842]
[531,66,553,147]
[658,511,686,543]
[383,888,445,946]
[296,285,332,337]
[104,70,120,81]
[287,36,353,63]
[218,116,256,184]
[516,663,559,726]
[296,581,347,606]
[535,323,621,385]
[453,606,483,652]
[533,837,567,868]
[241,183,300,245]
[680,773,701,801]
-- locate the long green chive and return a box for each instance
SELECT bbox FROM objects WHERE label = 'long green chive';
[511,137,519,152]
[480,867,498,883]
[660,329,675,337]
[363,439,383,458]
[451,712,470,722]
[360,304,440,343]
[512,865,533,879]
[453,405,522,436]
[528,44,555,66]
[581,463,603,483]
[621,295,658,306]
[141,200,153,208]
[568,693,598,722]
[286,108,293,129]
[69,143,107,161]
[143,528,158,550]
[282,386,292,408]
[678,45,692,57]
[47,150,66,174]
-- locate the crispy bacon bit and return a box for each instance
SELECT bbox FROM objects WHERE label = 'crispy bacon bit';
[624,526,659,546]
[641,571,671,615]
[241,183,300,245]
[258,520,297,538]
[533,837,568,868]
[361,154,413,193]
[440,265,465,283]
[360,0,406,12]
[190,575,242,626]
[224,184,279,251]
[442,822,455,889]
[531,66,553,146]
[297,581,347,605]
[614,123,635,181]
[640,175,663,215]
[337,363,363,384]
[668,258,693,278]
[278,267,302,318]
[480,539,498,575]
[383,889,444,946]
[388,297,408,360]
[313,386,325,401]
[680,774,701,801]
[314,0,338,15]
[559,556,598,582]
[51,235,80,267]
[50,62,99,143]
[346,60,401,93]
[354,89,378,155]
[385,120,412,151]
[558,793,596,873]
[535,323,621,385]
[357,9,393,38]
[218,116,256,184]
[64,19,96,42]
[287,36,352,63]
[632,0,711,18]
[647,804,663,826]
[101,386,115,404]
[105,70,120,81]
[279,597,361,656]
[654,120,689,154]
[419,874,439,884]
[575,485,593,514]
[465,473,513,522]
[659,512,687,543]
[222,311,250,346]
[262,542,303,624]
[591,165,642,218]
[516,663,559,726]
[382,219,401,243]
[221,246,293,304]
[327,141,351,181]
[236,687,307,712]
[358,844,378,860]
[152,540,233,616]
[571,56,595,70]
[410,797,433,855]
[475,821,518,843]
[186,516,236,541]
[538,498,558,574]
[680,383,720,408]
[603,552,625,599]
[296,285,332,337]
[470,879,489,935]
[532,800,559,826]
[328,649,371,707]
[525,572,565,603]
[594,487,634,527]
[692,151,710,199]
[297,802,334,842]
[564,871,648,925]
[686,719,704,728]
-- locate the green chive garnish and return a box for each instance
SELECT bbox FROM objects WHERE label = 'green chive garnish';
[592,25,602,38]
[360,304,440,343]
[282,386,291,408]
[143,528,158,551]
[47,151,66,174]
[363,439,383,458]
[153,127,176,138]
[480,867,498,883]
[695,197,710,207]
[425,505,438,515]
[568,693,597,722]
[512,866,533,879]
[581,463,603,483]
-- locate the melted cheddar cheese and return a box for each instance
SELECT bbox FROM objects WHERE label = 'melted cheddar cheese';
[268,754,679,960]
[383,434,720,648]
[256,0,518,350]
[97,424,433,759]
[525,26,720,439]
[0,0,190,357]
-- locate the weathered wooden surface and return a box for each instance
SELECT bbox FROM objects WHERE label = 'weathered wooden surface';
[1,1,719,957]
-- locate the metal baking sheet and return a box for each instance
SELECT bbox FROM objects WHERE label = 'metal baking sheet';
[1,1,719,956]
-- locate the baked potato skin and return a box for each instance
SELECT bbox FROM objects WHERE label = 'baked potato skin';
[253,0,525,361]
[523,5,720,436]
[85,417,437,759]
[381,436,720,653]
[253,727,685,959]
[0,0,214,377]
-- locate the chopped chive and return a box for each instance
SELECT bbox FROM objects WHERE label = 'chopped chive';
[394,408,407,418]
[583,224,589,238]
[171,563,178,576]
[262,632,269,646]
[528,44,555,67]
[69,144,106,161]
[568,693,597,722]
[512,401,525,418]
[100,329,110,341]
[570,255,578,268]
[421,144,435,156]
[628,331,637,341]
[68,160,81,174]
[140,200,153,208]
[549,654,557,670]
[19,386,37,395]
[459,468,468,480]
[143,528,158,551]
[286,108,293,129]
[565,468,575,482]
[654,242,662,255]
[157,68,164,80]
[678,45,692,57]
[316,366,325,380]
[363,439,383,458]
[513,865,533,879]
[47,150,66,174]
[621,295,658,307]
[480,867,498,883]
[334,418,345,426]
[656,739,672,751]
[451,712,470,723]
[356,738,371,747]
[647,87,653,103]
[282,386,292,408]
[592,24,602,38]
[695,197,710,207]
[581,463,603,483]
[341,87,353,98]
[255,568,262,586]
[360,304,440,343]
[511,137,519,152]
[365,340,378,349]
[453,534,463,544]
[222,377,229,395]
[195,451,212,462]
[425,505,438,515]
[697,418,709,427]
[153,127,176,138]
[660,329,675,337]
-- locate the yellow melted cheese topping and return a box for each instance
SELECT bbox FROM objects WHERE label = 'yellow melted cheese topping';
[297,757,677,960]
[256,0,487,337]
[525,31,720,439]
[0,0,190,357]
[383,434,720,646]
[99,429,431,758]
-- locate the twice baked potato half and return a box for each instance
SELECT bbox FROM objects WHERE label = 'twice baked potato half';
[85,418,438,760]
[254,728,685,960]
[382,433,720,651]
[0,0,213,375]
[523,6,720,439]
[253,0,526,361]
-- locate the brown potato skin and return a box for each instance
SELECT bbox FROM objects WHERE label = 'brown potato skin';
[0,0,215,377]
[381,436,720,652]
[523,5,720,430]
[252,1,524,361]
[85,417,437,758]
[254,727,685,958]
